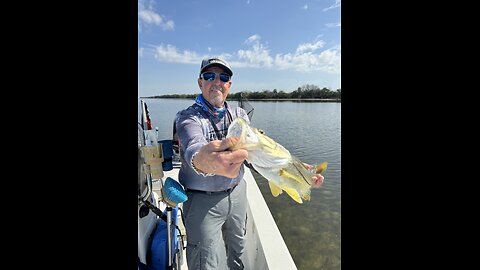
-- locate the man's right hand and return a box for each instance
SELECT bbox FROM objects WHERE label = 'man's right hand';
[192,137,248,178]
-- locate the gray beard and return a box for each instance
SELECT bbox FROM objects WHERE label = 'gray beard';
[210,96,225,107]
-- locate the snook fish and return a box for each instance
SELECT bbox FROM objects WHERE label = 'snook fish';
[226,118,327,204]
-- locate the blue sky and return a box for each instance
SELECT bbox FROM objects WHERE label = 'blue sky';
[138,0,341,97]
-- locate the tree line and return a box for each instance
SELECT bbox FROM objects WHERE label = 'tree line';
[144,84,341,101]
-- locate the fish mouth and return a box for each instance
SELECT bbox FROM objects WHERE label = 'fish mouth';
[227,118,246,138]
[227,118,259,149]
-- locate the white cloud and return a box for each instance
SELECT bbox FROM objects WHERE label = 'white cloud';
[153,44,200,64]
[303,4,308,10]
[138,0,174,32]
[274,46,341,73]
[245,35,261,44]
[325,22,341,28]
[237,35,273,68]
[161,20,175,31]
[296,40,325,54]
[323,0,341,11]
[236,35,339,73]
[150,43,237,66]
[148,36,340,74]
[139,10,162,25]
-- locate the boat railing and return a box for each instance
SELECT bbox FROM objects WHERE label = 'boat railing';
[243,168,298,270]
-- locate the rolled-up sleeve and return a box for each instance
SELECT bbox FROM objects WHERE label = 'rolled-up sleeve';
[175,111,206,170]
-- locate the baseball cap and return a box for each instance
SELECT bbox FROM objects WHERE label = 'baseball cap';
[199,57,233,77]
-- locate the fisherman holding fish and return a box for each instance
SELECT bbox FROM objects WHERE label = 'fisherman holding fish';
[175,57,324,270]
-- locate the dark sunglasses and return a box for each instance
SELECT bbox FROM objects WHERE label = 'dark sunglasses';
[200,72,231,82]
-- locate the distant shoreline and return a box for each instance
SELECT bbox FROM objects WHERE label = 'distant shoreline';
[242,98,340,102]
[141,97,341,103]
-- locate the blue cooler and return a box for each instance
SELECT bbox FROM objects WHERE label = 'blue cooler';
[150,207,179,270]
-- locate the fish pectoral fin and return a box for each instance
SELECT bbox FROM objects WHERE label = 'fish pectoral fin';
[316,162,328,174]
[268,181,283,197]
[281,185,303,204]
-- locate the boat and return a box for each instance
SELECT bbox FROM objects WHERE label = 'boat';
[138,99,298,270]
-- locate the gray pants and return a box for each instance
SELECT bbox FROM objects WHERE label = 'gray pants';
[183,178,247,270]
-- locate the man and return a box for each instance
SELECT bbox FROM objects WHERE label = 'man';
[175,57,324,269]
[175,57,250,270]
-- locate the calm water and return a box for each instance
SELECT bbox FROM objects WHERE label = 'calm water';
[138,98,341,270]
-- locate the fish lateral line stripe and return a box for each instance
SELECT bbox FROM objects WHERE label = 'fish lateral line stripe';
[292,162,311,185]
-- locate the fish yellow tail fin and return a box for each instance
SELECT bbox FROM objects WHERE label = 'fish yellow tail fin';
[281,185,303,204]
[268,181,283,197]
[316,162,328,174]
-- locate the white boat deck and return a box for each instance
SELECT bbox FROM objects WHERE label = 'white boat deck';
[149,167,297,270]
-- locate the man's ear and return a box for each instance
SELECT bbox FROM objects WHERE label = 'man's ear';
[198,78,202,88]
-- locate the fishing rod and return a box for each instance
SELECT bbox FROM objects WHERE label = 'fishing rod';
[141,100,150,131]
[138,100,152,204]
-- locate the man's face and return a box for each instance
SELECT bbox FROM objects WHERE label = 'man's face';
[198,66,232,108]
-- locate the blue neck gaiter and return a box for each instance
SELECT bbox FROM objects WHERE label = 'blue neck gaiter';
[194,94,226,119]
